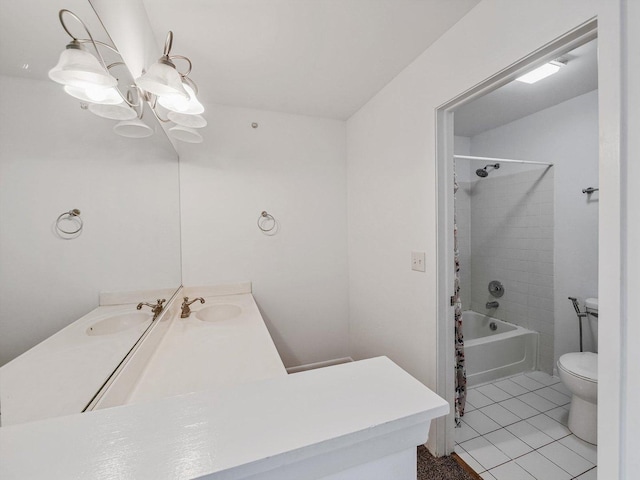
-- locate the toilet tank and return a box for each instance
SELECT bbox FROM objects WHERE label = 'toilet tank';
[585,298,598,352]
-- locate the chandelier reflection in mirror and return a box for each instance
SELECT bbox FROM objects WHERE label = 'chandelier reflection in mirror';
[49,9,205,143]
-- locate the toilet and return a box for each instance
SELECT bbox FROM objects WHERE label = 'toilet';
[557,298,598,445]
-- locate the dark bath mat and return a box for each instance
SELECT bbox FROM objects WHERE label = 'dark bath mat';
[417,445,482,480]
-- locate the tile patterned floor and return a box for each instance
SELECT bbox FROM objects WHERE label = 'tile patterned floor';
[455,371,597,480]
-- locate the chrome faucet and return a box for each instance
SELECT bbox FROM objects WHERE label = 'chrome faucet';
[181,297,205,318]
[137,298,166,320]
[486,301,499,309]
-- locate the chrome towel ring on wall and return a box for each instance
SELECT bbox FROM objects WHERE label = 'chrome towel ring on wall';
[257,211,278,235]
[56,209,83,237]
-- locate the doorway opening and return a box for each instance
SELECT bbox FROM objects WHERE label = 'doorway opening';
[435,20,599,478]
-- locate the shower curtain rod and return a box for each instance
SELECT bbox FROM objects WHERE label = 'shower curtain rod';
[453,155,554,166]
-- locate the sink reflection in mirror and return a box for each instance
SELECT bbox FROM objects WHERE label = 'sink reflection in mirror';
[0,0,181,425]
[85,312,152,336]
[196,305,243,323]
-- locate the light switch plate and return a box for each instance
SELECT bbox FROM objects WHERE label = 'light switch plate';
[411,251,426,272]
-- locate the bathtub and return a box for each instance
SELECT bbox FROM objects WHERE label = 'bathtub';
[463,311,539,386]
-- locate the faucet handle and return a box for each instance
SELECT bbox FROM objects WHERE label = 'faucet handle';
[136,298,166,320]
[182,296,205,307]
[181,296,205,318]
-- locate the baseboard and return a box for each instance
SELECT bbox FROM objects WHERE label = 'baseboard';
[286,357,354,374]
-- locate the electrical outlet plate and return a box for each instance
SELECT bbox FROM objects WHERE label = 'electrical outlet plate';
[411,251,425,272]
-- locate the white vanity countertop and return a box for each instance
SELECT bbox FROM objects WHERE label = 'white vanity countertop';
[124,293,287,404]
[0,356,449,479]
[0,303,154,426]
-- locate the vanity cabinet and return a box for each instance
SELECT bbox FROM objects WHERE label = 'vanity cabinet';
[1,284,449,480]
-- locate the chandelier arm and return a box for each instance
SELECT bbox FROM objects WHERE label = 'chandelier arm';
[181,76,199,95]
[163,31,174,57]
[76,39,121,56]
[169,55,192,77]
[58,10,112,73]
[152,106,171,123]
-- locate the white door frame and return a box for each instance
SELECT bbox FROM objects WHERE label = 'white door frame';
[434,20,599,456]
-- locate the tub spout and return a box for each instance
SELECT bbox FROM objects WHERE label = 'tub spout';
[486,301,499,309]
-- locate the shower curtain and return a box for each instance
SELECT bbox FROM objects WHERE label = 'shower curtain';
[454,172,466,426]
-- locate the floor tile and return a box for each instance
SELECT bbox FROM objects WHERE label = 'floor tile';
[480,403,521,427]
[526,414,572,440]
[499,397,539,419]
[505,420,555,449]
[576,467,597,479]
[455,420,481,443]
[457,449,485,473]
[489,460,536,480]
[518,391,557,412]
[467,389,495,409]
[484,428,533,459]
[476,384,513,402]
[514,451,571,480]
[558,435,597,464]
[463,410,503,435]
[453,373,597,480]
[550,382,572,397]
[538,442,594,477]
[466,401,477,412]
[524,370,561,386]
[545,406,569,426]
[535,386,571,406]
[510,374,546,391]
[460,436,511,471]
[493,379,528,396]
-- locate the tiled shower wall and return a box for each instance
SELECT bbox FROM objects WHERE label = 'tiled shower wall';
[458,168,555,374]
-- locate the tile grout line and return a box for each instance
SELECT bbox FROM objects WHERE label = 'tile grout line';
[456,373,596,479]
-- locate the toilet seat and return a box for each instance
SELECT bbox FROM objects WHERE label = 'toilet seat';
[558,352,598,382]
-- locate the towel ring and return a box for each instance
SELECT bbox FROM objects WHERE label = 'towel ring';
[56,209,83,235]
[257,211,276,232]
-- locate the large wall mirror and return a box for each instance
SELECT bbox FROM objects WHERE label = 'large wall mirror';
[0,0,181,424]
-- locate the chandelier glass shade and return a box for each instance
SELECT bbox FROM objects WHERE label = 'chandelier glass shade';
[158,83,204,114]
[48,45,117,91]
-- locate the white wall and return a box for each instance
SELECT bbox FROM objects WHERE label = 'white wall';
[346,0,602,453]
[0,75,182,366]
[454,137,472,311]
[470,91,599,371]
[621,0,640,475]
[179,104,349,368]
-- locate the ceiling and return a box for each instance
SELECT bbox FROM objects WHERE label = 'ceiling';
[140,0,480,119]
[1,0,480,120]
[454,39,598,137]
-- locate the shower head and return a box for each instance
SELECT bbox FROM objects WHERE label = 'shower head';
[475,163,500,178]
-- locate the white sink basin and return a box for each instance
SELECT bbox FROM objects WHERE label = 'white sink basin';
[196,304,242,323]
[86,312,151,336]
